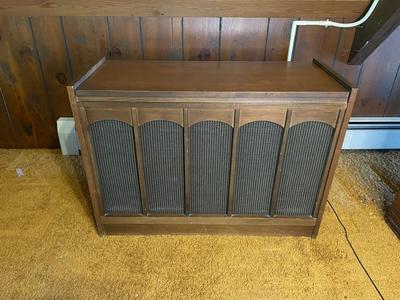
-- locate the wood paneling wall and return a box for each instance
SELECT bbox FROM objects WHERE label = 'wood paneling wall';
[0,16,399,148]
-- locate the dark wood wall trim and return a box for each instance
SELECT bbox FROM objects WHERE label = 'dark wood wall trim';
[0,1,370,18]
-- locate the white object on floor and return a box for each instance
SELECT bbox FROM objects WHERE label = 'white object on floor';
[57,117,80,155]
[16,168,24,177]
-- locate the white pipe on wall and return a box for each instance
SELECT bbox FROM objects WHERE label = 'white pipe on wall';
[287,0,380,61]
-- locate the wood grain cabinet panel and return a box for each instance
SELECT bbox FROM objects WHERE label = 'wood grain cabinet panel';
[69,59,355,237]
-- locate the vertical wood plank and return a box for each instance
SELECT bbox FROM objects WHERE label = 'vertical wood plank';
[316,25,342,67]
[62,16,108,79]
[353,26,400,116]
[107,17,142,60]
[0,16,56,147]
[294,18,341,65]
[332,25,362,87]
[293,19,325,62]
[220,18,268,61]
[0,89,16,147]
[265,18,294,61]
[30,16,72,119]
[141,17,182,60]
[183,17,220,60]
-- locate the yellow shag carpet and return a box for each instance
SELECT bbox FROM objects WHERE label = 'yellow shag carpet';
[0,149,399,299]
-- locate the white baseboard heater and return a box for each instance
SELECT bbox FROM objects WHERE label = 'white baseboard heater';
[343,117,400,150]
[57,117,400,155]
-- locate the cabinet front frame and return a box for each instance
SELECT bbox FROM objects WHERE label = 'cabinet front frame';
[74,96,348,236]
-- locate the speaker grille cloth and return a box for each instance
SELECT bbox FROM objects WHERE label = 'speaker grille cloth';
[189,121,233,214]
[89,120,142,215]
[140,120,184,214]
[233,121,283,215]
[276,121,334,216]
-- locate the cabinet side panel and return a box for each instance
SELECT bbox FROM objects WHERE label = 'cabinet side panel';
[189,121,233,214]
[89,120,142,215]
[233,121,283,215]
[140,120,185,214]
[277,121,334,216]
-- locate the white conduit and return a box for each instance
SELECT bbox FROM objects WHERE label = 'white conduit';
[287,0,380,61]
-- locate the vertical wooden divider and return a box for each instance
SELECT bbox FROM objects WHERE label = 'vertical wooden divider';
[65,91,103,233]
[312,109,344,217]
[77,106,105,217]
[312,88,358,237]
[269,109,291,216]
[131,108,148,215]
[228,109,240,215]
[183,108,190,215]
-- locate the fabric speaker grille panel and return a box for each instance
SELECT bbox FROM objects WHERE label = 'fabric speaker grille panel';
[276,121,334,216]
[233,121,283,215]
[140,120,184,214]
[89,120,142,215]
[189,121,233,214]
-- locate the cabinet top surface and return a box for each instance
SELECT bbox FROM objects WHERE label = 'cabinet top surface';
[75,60,349,98]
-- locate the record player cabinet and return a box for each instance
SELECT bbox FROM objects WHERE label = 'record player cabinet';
[68,58,357,237]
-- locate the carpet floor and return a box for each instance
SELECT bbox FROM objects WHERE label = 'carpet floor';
[0,149,399,299]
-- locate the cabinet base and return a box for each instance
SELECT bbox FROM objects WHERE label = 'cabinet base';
[100,216,316,237]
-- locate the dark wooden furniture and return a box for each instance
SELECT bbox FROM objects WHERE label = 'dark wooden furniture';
[386,193,400,238]
[68,58,357,237]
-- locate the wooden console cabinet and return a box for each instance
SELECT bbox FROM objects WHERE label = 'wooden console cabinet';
[67,58,357,237]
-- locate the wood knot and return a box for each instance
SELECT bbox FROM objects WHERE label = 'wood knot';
[110,47,122,59]
[56,72,67,85]
[19,46,33,57]
[197,48,211,60]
